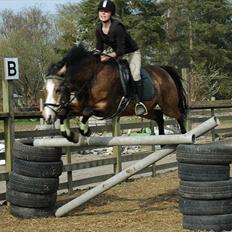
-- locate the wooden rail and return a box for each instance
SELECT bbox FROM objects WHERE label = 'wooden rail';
[0,151,177,201]
[0,101,232,200]
[189,100,232,109]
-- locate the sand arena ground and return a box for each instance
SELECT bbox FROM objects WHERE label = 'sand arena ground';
[0,171,194,232]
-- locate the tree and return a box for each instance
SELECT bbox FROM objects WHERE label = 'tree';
[189,66,229,101]
[118,0,166,64]
[55,0,100,50]
[55,3,81,54]
[0,8,58,106]
[161,0,232,99]
[73,0,166,62]
[1,0,231,105]
[161,0,232,71]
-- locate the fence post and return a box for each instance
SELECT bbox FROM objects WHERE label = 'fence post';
[149,120,156,176]
[39,98,44,126]
[181,68,192,131]
[149,120,156,151]
[151,163,157,177]
[2,78,14,174]
[62,119,73,193]
[112,117,122,174]
[211,97,216,141]
[66,148,73,194]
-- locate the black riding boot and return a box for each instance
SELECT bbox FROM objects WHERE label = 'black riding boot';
[134,80,148,116]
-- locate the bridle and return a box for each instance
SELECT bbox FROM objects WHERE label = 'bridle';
[44,75,75,116]
[44,53,117,120]
[44,75,90,117]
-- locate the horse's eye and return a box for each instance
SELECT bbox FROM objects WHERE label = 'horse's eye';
[55,88,61,94]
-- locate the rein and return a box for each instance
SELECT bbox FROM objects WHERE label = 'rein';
[44,75,74,114]
[44,75,89,115]
[45,75,65,81]
[45,52,129,120]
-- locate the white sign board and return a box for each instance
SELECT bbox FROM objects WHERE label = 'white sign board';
[4,58,19,80]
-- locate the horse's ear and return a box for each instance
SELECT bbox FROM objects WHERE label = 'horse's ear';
[74,41,82,47]
[48,63,61,75]
[47,64,54,76]
[74,41,88,51]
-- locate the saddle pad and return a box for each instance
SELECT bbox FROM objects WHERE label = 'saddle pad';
[140,68,155,101]
[118,60,155,101]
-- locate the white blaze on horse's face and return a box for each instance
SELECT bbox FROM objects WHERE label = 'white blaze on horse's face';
[43,79,61,124]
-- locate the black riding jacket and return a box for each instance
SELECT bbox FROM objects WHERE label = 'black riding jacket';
[95,19,139,58]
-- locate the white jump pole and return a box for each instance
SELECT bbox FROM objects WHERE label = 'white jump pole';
[34,134,195,147]
[55,117,219,217]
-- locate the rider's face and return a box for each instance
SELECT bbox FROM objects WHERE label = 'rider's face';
[99,9,111,22]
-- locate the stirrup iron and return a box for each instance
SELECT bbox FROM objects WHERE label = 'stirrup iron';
[135,102,148,116]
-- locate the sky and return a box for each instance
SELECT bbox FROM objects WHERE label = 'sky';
[0,0,81,13]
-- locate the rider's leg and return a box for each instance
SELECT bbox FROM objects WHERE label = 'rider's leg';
[129,50,148,116]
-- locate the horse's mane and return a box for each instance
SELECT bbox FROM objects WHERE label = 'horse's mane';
[48,43,96,75]
[64,43,93,66]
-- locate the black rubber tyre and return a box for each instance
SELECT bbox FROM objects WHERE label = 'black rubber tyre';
[13,140,62,162]
[10,204,55,219]
[9,172,59,194]
[179,197,232,215]
[179,179,232,199]
[178,162,230,181]
[13,158,63,178]
[176,143,232,164]
[183,214,232,232]
[7,187,57,208]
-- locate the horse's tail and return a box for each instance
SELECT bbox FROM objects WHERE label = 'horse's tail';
[160,65,188,117]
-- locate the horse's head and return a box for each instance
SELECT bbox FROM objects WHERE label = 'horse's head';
[43,43,100,124]
[43,75,69,124]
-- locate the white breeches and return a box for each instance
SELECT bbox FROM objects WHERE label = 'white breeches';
[128,50,141,81]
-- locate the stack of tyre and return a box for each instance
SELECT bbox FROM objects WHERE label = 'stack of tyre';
[177,143,232,231]
[7,140,63,219]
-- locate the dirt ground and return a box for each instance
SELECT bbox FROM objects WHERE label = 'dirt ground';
[0,170,193,232]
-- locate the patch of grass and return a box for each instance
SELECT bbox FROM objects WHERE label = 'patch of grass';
[0,119,40,131]
[14,119,39,125]
[221,120,232,126]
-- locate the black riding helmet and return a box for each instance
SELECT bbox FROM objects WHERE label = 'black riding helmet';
[98,0,116,15]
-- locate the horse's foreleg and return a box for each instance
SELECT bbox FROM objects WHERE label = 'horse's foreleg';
[78,107,93,136]
[60,119,79,143]
[78,116,91,136]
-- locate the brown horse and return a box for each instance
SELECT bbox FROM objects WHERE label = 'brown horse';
[43,44,187,142]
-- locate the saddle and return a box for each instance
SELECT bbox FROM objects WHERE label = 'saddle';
[100,59,155,119]
[117,59,155,101]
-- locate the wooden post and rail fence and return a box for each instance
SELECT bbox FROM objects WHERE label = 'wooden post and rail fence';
[0,67,232,200]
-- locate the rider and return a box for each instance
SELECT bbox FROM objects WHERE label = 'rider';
[95,0,148,116]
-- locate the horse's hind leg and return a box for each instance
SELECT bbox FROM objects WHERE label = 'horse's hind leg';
[177,114,187,134]
[150,109,165,135]
[160,100,187,134]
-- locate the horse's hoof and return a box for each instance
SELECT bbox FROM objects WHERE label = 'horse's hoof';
[70,132,79,143]
[79,128,92,137]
